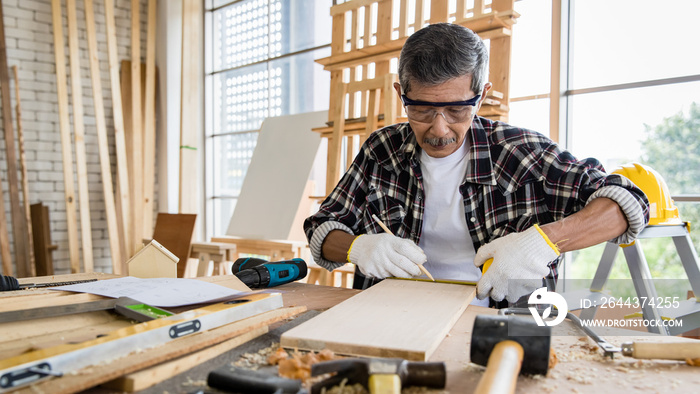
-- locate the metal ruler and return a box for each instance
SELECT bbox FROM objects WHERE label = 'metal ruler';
[0,292,282,392]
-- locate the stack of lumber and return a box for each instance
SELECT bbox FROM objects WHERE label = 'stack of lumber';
[0,274,305,393]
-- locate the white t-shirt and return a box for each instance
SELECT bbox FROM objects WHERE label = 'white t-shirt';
[419,140,489,307]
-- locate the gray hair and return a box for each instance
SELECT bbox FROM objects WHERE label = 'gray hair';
[398,23,489,95]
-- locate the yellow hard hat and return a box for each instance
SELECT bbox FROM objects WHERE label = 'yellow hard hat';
[611,162,682,226]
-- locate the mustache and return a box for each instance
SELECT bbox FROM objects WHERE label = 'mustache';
[423,137,456,146]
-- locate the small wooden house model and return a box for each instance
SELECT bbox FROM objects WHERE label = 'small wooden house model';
[127,239,179,278]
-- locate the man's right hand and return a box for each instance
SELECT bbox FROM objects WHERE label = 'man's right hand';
[347,233,426,278]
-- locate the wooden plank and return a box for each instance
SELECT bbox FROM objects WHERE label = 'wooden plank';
[330,0,380,16]
[142,0,157,241]
[151,213,197,278]
[0,1,29,277]
[474,0,485,16]
[326,82,347,196]
[66,0,94,272]
[210,236,301,261]
[0,169,12,274]
[375,0,392,44]
[18,306,306,394]
[363,2,371,47]
[429,0,449,24]
[103,326,268,392]
[280,279,475,361]
[84,0,123,273]
[315,39,405,70]
[398,0,408,37]
[104,0,132,267]
[550,0,563,143]
[50,0,80,273]
[350,9,358,51]
[130,0,144,255]
[179,0,201,214]
[12,66,36,275]
[414,0,425,31]
[0,61,12,274]
[0,310,133,358]
[30,203,55,276]
[456,0,466,19]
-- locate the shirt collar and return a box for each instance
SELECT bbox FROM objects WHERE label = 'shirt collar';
[464,116,497,186]
[379,119,497,187]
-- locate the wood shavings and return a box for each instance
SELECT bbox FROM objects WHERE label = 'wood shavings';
[181,376,207,387]
[278,355,312,380]
[233,342,281,370]
[320,380,367,394]
[277,348,340,381]
[685,357,700,366]
[615,366,629,373]
[268,346,290,365]
[549,347,558,369]
[565,370,594,385]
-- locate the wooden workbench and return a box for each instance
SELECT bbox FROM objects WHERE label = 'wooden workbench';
[2,274,700,393]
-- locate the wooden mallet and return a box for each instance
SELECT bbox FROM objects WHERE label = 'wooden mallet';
[470,314,552,394]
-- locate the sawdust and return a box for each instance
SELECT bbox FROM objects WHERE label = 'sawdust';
[549,347,558,369]
[319,378,367,394]
[232,341,282,370]
[276,348,338,380]
[181,376,207,387]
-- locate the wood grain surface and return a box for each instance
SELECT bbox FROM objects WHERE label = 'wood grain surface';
[281,279,475,360]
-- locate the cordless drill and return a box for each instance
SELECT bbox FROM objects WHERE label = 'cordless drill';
[232,257,308,289]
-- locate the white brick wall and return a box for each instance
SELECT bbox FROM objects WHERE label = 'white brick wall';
[0,0,156,276]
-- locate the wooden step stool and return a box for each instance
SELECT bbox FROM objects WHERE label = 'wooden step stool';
[189,242,238,277]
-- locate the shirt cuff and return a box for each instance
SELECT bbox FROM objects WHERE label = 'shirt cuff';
[586,185,646,244]
[309,221,355,271]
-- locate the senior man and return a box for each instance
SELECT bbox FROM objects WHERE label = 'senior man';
[304,23,649,306]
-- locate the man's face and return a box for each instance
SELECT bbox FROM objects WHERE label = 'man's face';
[395,75,489,158]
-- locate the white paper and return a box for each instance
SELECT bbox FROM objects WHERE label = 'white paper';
[50,276,243,307]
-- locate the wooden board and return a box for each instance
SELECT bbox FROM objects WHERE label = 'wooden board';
[226,111,325,242]
[84,0,122,272]
[151,213,197,278]
[280,279,475,361]
[12,66,35,275]
[130,0,144,256]
[50,0,81,273]
[178,0,202,215]
[13,306,305,394]
[105,0,131,266]
[142,0,158,240]
[0,1,29,276]
[30,203,56,276]
[102,326,267,392]
[66,0,94,272]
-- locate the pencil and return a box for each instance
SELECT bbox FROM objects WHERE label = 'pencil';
[371,214,435,281]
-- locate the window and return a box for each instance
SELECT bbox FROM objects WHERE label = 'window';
[509,0,700,285]
[205,0,332,237]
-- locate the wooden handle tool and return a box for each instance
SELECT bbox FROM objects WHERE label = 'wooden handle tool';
[622,341,700,360]
[474,340,524,394]
[371,214,435,281]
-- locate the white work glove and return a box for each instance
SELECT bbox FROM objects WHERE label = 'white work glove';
[474,224,560,303]
[347,233,426,278]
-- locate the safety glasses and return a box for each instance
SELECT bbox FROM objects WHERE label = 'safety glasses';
[400,94,481,124]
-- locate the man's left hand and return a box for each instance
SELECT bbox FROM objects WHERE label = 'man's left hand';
[474,225,560,303]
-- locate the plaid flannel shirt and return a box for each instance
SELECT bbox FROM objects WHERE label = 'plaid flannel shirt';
[304,116,650,282]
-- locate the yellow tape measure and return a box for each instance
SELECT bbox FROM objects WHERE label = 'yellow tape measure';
[483,258,493,273]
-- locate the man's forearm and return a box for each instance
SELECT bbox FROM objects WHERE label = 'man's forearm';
[321,230,357,264]
[540,197,628,253]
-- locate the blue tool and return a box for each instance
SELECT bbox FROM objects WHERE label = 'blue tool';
[232,257,308,289]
